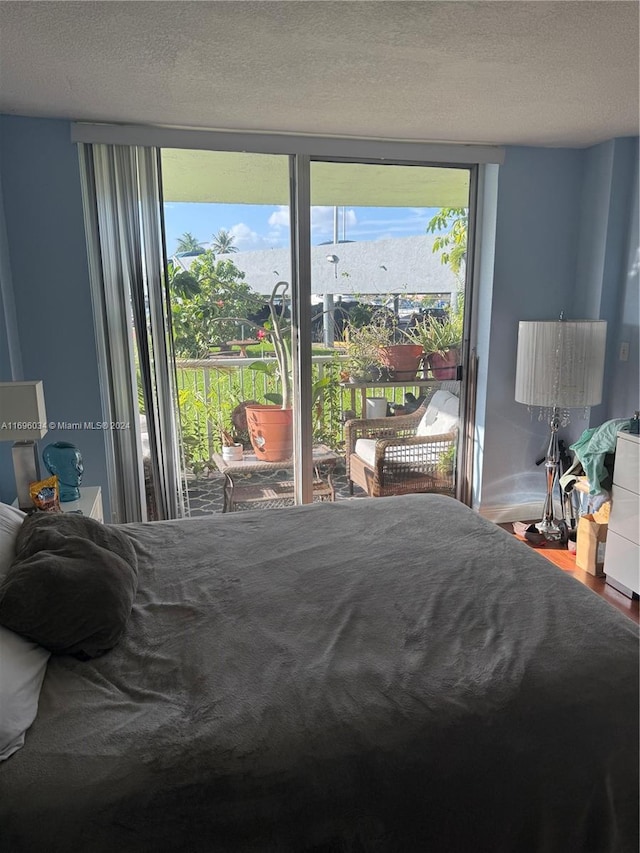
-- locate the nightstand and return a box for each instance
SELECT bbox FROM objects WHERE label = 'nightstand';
[14,485,103,522]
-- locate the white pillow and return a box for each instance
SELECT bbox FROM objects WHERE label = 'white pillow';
[0,625,50,761]
[0,502,26,580]
[416,390,459,437]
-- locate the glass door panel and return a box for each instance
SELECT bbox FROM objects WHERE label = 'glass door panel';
[309,160,471,500]
[160,149,299,514]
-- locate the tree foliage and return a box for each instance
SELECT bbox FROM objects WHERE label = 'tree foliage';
[167,260,201,299]
[170,250,263,358]
[426,207,468,276]
[175,232,204,253]
[211,228,238,254]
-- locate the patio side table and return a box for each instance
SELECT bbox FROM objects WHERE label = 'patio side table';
[211,444,340,512]
[340,379,440,418]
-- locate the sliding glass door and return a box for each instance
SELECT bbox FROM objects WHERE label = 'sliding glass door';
[76,123,486,521]
[157,148,476,514]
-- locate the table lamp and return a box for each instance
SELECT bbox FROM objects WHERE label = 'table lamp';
[515,316,607,539]
[0,381,48,510]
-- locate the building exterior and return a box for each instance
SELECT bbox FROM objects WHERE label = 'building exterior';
[173,234,460,301]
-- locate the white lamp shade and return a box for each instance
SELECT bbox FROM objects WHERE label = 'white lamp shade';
[0,381,48,440]
[515,320,607,408]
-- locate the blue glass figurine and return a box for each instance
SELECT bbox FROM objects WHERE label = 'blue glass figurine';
[42,442,84,502]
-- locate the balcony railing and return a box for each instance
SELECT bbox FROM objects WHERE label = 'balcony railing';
[175,354,346,468]
[175,353,429,472]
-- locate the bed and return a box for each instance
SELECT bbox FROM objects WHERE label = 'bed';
[0,495,638,852]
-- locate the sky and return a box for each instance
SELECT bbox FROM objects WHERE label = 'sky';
[163,203,444,255]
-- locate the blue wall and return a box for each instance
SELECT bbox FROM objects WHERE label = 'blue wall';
[0,116,109,513]
[478,146,586,513]
[574,137,639,423]
[609,144,639,417]
[0,171,19,498]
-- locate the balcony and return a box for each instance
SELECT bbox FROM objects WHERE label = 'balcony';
[171,352,445,515]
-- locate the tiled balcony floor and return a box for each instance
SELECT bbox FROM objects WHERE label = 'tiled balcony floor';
[186,461,368,516]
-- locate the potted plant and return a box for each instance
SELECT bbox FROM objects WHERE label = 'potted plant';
[220,423,243,463]
[244,282,294,461]
[343,321,385,382]
[403,310,462,380]
[214,281,293,462]
[370,313,423,381]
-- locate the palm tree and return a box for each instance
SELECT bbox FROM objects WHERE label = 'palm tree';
[211,228,238,254]
[175,232,204,253]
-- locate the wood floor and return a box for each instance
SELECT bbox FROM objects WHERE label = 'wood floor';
[498,523,639,625]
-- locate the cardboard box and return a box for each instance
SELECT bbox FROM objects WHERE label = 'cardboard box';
[575,514,608,575]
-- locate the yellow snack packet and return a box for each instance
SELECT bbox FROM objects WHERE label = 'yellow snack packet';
[30,475,61,513]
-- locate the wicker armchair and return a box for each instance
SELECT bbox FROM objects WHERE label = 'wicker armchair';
[344,395,457,498]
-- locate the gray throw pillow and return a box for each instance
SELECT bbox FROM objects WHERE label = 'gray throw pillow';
[0,513,138,660]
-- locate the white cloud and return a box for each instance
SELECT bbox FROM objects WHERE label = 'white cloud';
[228,222,286,251]
[268,206,290,228]
[268,205,358,241]
[311,206,357,239]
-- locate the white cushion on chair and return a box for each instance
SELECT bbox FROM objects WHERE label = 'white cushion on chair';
[353,391,459,468]
[416,390,459,437]
[354,438,377,467]
[354,439,438,468]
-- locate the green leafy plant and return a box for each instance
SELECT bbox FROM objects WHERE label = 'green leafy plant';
[311,356,344,450]
[403,309,462,356]
[177,375,244,475]
[343,320,387,379]
[232,281,293,409]
[170,250,263,357]
[438,443,456,476]
[167,260,201,300]
[426,207,468,276]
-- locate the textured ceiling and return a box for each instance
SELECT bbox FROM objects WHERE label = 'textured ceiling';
[0,1,638,148]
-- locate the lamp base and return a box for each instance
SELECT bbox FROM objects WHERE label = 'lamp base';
[12,441,41,511]
[535,519,563,541]
[534,408,565,542]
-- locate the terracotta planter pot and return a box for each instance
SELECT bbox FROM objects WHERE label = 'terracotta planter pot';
[244,404,293,462]
[427,348,459,380]
[378,344,424,381]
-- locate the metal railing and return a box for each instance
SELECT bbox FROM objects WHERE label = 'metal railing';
[175,353,433,468]
[175,354,347,463]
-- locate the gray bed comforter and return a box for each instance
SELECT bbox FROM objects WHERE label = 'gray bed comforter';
[1,495,638,852]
